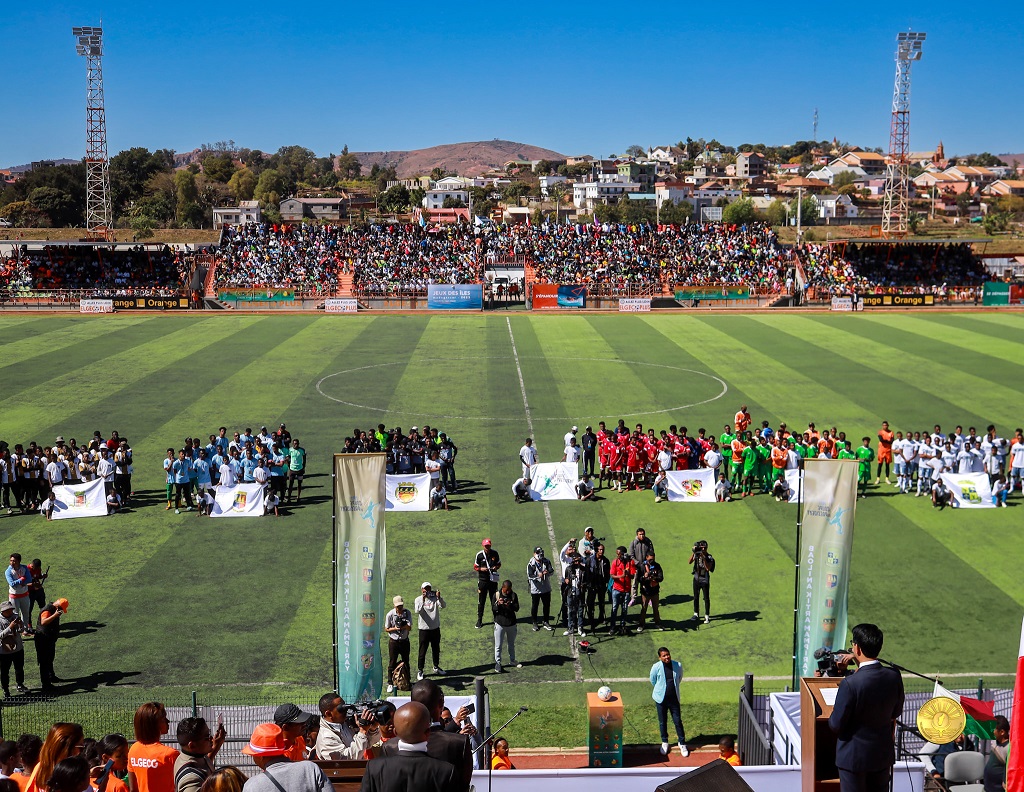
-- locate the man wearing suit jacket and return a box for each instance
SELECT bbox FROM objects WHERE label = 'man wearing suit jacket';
[828,623,905,792]
[361,702,457,792]
[380,680,473,792]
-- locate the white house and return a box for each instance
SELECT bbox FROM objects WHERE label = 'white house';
[807,164,869,186]
[539,175,569,196]
[572,177,641,210]
[815,193,859,219]
[422,187,469,210]
[212,200,261,226]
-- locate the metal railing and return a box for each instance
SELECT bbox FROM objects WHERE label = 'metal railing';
[737,674,774,767]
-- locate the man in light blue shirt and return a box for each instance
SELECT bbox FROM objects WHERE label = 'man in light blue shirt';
[172,450,195,511]
[650,646,688,757]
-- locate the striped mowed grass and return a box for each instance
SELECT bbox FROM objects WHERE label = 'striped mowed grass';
[0,311,1020,746]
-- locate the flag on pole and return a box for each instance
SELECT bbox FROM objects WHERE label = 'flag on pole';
[1007,615,1024,792]
[934,682,998,739]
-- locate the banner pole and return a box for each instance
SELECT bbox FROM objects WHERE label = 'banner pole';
[792,457,805,689]
[331,458,338,693]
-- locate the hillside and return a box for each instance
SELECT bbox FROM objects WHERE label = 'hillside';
[997,152,1023,168]
[351,139,567,178]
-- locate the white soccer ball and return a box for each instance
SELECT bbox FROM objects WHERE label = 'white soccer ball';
[597,686,612,701]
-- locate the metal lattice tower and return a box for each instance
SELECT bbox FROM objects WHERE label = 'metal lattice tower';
[73,25,112,238]
[881,31,925,238]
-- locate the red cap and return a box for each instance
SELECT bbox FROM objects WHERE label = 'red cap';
[482,538,492,547]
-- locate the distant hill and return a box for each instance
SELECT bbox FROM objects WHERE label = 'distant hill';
[3,158,80,174]
[351,140,567,179]
[997,153,1023,168]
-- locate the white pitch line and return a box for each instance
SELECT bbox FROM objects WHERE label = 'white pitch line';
[506,317,583,683]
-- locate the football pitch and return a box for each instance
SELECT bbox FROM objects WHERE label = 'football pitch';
[0,310,1021,747]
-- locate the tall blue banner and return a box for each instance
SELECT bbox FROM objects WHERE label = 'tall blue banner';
[557,285,587,307]
[427,284,483,310]
[334,453,387,701]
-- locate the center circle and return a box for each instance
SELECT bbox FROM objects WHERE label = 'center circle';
[316,357,728,422]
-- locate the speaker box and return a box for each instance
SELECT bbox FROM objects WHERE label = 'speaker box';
[655,759,754,792]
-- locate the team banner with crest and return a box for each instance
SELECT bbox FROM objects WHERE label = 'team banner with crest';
[209,483,266,517]
[795,459,859,680]
[665,468,716,502]
[334,454,387,701]
[940,472,995,509]
[385,474,431,511]
[528,462,578,501]
[50,478,107,520]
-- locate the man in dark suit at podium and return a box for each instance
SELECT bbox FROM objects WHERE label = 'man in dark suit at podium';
[828,623,905,792]
[361,701,457,792]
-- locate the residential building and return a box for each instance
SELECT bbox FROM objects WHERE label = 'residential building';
[212,200,261,226]
[913,171,970,195]
[572,177,641,210]
[735,152,767,180]
[279,197,346,222]
[422,186,469,210]
[983,180,1024,197]
[539,175,568,196]
[945,165,998,189]
[648,145,687,165]
[814,194,859,220]
[833,151,887,176]
[806,164,869,186]
[617,161,657,189]
[694,148,724,165]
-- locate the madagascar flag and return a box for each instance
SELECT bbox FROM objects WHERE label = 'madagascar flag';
[934,682,998,739]
[1007,615,1023,792]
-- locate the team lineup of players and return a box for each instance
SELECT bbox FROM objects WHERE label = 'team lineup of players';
[571,408,1024,503]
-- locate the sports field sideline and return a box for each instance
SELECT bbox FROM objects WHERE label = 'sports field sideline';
[0,311,1020,747]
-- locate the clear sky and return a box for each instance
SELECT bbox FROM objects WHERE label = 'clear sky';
[4,1,1022,167]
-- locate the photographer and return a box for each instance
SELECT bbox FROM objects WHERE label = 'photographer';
[0,600,27,697]
[585,543,610,633]
[628,529,654,604]
[384,596,412,694]
[828,623,905,792]
[689,540,715,624]
[637,551,664,632]
[527,547,555,631]
[492,580,521,673]
[314,692,380,760]
[562,552,587,638]
[414,583,446,681]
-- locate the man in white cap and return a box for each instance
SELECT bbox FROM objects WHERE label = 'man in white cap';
[564,426,578,448]
[384,595,412,693]
[413,583,446,681]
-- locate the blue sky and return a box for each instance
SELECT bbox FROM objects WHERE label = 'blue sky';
[4,1,1022,167]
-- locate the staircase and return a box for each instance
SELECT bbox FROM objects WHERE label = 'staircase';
[337,271,355,297]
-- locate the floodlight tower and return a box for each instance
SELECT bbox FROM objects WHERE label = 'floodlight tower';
[73,25,112,238]
[881,31,925,239]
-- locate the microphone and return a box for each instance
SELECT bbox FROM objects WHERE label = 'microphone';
[518,706,528,713]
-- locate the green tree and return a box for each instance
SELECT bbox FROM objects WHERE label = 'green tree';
[956,191,973,217]
[594,203,620,223]
[788,195,819,226]
[254,169,287,209]
[983,211,1011,234]
[109,147,172,216]
[202,153,237,183]
[832,170,857,189]
[228,168,258,202]
[442,195,466,209]
[430,167,449,181]
[336,152,361,180]
[409,187,426,208]
[0,200,49,227]
[764,199,787,227]
[721,198,758,225]
[379,184,410,213]
[501,182,530,207]
[907,211,923,234]
[625,145,646,159]
[29,187,77,226]
[174,170,199,205]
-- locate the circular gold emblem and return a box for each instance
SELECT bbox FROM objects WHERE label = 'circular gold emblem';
[916,696,966,744]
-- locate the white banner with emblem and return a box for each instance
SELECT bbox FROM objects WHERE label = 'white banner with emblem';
[384,473,431,511]
[209,482,267,517]
[50,477,107,519]
[665,468,716,502]
[940,472,995,509]
[528,462,579,501]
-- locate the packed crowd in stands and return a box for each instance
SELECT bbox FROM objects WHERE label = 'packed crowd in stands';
[216,224,343,293]
[800,241,987,300]
[0,246,188,297]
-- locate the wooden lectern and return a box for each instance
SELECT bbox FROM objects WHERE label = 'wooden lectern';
[588,691,623,768]
[314,759,368,792]
[800,677,842,792]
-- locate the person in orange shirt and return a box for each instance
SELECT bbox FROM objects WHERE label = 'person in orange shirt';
[730,436,746,488]
[31,723,83,792]
[128,703,178,792]
[876,421,894,485]
[719,736,742,766]
[490,738,515,770]
[272,703,311,762]
[12,734,41,792]
[734,405,751,435]
[770,441,788,481]
[84,734,130,792]
[817,430,836,459]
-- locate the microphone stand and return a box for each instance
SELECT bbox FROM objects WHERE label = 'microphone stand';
[875,657,939,684]
[473,706,526,792]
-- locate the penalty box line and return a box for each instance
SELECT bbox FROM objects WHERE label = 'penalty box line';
[506,317,583,683]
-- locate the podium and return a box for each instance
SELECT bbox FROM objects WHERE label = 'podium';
[800,677,842,792]
[588,691,623,768]
[314,760,368,792]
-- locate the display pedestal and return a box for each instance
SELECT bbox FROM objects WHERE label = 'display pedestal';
[588,691,623,768]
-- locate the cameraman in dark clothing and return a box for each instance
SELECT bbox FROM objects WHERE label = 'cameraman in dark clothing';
[580,426,598,477]
[492,581,520,673]
[585,543,610,632]
[828,623,905,792]
[689,541,715,624]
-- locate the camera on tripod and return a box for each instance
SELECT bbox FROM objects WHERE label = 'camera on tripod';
[813,647,853,677]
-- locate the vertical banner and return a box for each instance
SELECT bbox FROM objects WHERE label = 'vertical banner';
[794,459,859,680]
[334,454,387,701]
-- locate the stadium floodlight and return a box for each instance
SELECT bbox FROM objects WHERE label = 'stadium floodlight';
[881,30,926,238]
[72,24,112,237]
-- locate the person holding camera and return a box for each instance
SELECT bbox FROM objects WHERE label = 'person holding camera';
[562,552,587,638]
[0,600,27,696]
[384,596,412,694]
[828,624,905,792]
[527,548,555,631]
[315,693,381,760]
[689,541,715,624]
[637,551,665,632]
[414,583,446,681]
[628,529,654,604]
[492,580,521,673]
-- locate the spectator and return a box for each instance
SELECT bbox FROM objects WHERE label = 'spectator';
[414,583,446,681]
[173,718,226,792]
[198,768,246,792]
[240,724,331,792]
[35,724,85,792]
[13,734,42,791]
[45,757,89,792]
[129,703,179,792]
[313,694,379,761]
[492,580,521,674]
[359,702,456,792]
[719,736,741,766]
[0,601,27,697]
[85,733,130,792]
[0,741,18,780]
[491,739,514,771]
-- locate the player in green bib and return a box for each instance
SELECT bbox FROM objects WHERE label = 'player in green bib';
[855,437,875,498]
[838,442,857,461]
[756,438,772,493]
[741,441,759,497]
[719,425,735,483]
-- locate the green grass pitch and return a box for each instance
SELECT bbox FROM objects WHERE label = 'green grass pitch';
[0,311,1021,747]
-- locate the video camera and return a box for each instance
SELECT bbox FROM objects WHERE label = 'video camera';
[693,540,709,554]
[813,647,853,678]
[341,699,390,729]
